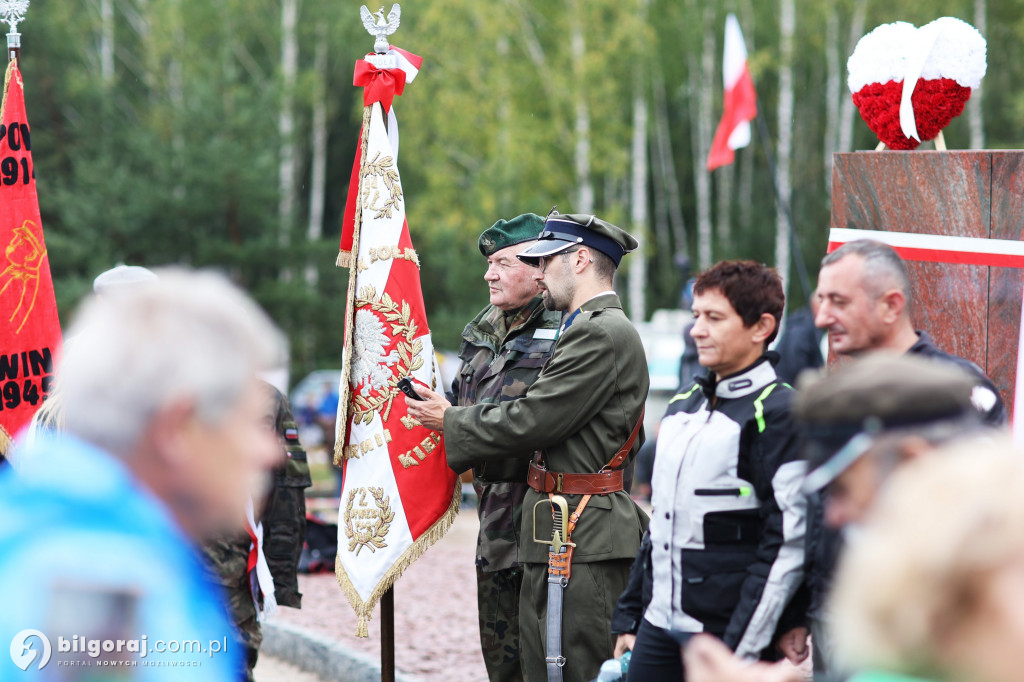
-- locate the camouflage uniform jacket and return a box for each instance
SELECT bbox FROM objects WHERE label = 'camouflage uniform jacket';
[451,297,561,573]
[202,388,312,644]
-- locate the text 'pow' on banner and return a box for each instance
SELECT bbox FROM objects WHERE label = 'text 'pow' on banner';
[0,60,61,445]
[333,47,459,638]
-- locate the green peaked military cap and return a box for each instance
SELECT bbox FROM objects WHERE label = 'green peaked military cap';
[517,211,639,267]
[478,213,546,257]
[794,353,977,493]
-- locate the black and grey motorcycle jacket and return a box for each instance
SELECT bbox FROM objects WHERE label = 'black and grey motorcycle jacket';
[642,356,807,659]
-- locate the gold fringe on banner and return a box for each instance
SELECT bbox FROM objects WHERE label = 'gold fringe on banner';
[335,477,461,637]
[1,60,20,457]
[336,251,353,268]
[334,104,373,467]
[1,59,16,117]
[0,424,12,459]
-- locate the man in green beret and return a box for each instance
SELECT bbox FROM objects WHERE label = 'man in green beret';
[453,213,562,682]
[408,211,650,682]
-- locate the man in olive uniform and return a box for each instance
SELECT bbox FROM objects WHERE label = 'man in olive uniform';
[202,383,312,681]
[408,212,650,682]
[453,213,562,681]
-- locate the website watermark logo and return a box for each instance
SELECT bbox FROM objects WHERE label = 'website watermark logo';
[10,630,52,671]
[9,631,229,672]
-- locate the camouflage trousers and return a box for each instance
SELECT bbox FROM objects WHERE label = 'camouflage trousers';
[477,565,525,682]
[223,584,261,682]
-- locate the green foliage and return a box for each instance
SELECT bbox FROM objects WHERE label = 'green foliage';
[13,0,1023,382]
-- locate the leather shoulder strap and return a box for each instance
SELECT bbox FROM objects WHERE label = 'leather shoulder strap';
[603,408,645,471]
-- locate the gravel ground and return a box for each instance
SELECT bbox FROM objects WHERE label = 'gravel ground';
[272,508,487,681]
[254,654,328,682]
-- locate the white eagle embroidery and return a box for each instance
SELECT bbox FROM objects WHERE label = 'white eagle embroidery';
[352,309,400,396]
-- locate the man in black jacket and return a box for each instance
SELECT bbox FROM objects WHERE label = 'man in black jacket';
[807,239,1006,671]
[815,239,1003,424]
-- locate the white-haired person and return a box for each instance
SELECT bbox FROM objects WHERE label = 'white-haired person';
[831,439,1024,682]
[0,269,283,678]
[17,264,161,451]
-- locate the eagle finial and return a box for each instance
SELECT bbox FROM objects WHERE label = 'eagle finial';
[359,3,401,54]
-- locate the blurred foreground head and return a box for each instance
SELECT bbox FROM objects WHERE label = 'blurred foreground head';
[831,440,1024,682]
[795,353,981,528]
[60,268,285,538]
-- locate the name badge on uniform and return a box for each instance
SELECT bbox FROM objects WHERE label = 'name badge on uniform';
[533,329,557,340]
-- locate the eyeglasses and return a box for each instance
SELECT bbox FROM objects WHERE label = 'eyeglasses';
[537,247,581,273]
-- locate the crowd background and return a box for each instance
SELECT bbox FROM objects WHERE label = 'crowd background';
[18,0,1022,380]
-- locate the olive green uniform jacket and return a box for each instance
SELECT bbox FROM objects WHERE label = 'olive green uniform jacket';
[444,293,649,681]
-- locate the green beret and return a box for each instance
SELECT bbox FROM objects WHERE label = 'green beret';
[795,353,977,492]
[517,212,639,267]
[478,213,545,257]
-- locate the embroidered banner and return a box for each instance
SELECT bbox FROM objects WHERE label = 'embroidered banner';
[0,60,61,443]
[334,50,457,637]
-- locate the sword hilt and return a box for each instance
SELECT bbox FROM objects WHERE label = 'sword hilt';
[532,495,575,551]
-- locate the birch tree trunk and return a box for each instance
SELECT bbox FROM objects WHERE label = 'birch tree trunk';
[968,0,986,149]
[169,0,185,199]
[689,1,715,270]
[824,8,841,195]
[278,0,299,273]
[715,162,734,256]
[653,78,688,268]
[101,0,115,85]
[775,0,795,291]
[627,0,650,323]
[737,0,755,241]
[737,124,754,241]
[628,78,649,324]
[838,0,868,154]
[496,33,513,214]
[306,23,328,288]
[569,0,594,214]
[650,124,671,264]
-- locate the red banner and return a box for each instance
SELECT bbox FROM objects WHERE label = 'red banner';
[0,61,61,440]
[334,50,458,638]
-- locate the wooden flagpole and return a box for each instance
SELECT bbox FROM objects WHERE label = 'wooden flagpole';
[379,105,396,682]
[754,105,813,303]
[382,586,395,681]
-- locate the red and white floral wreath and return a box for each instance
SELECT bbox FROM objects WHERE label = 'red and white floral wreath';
[848,17,986,150]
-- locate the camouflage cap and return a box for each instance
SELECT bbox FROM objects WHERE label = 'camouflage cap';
[478,213,545,257]
[517,212,639,267]
[795,353,978,492]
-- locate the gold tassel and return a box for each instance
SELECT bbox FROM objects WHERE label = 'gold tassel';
[0,424,12,459]
[1,59,15,118]
[355,616,369,639]
[336,251,352,268]
[334,105,374,467]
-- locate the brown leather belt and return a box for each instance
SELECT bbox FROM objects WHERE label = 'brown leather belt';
[527,461,624,495]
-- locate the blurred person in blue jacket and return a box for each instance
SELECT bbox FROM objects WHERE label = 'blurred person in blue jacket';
[0,268,285,681]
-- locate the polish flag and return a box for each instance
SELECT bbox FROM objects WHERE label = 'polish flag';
[707,14,758,171]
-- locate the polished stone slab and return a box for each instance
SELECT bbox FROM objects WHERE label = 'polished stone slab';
[831,150,1022,415]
